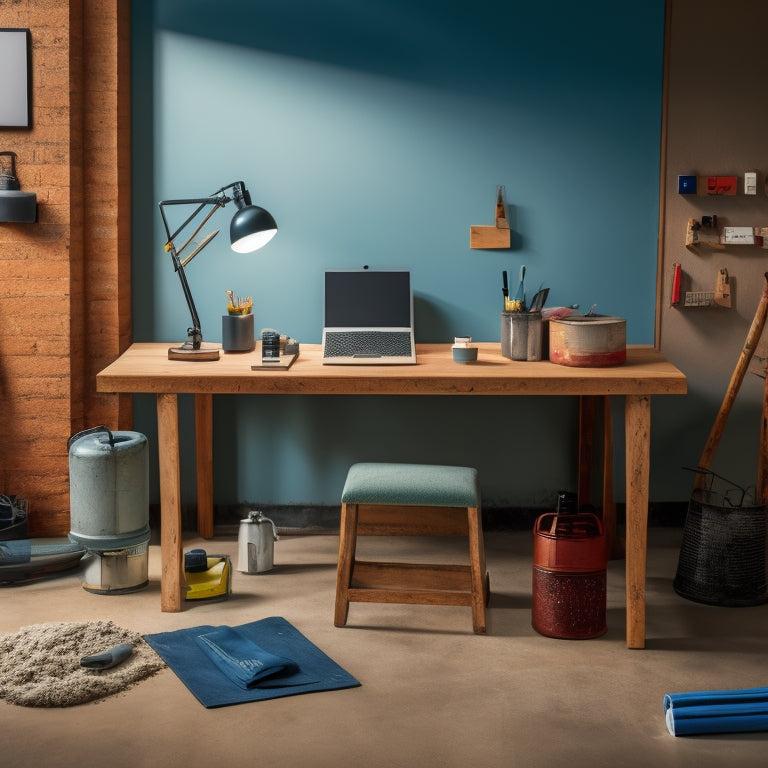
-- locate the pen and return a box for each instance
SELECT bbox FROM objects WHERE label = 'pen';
[502,270,509,299]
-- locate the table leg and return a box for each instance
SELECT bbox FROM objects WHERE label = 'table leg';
[157,393,183,612]
[602,397,624,559]
[578,396,623,559]
[195,394,214,539]
[577,396,596,508]
[625,394,650,649]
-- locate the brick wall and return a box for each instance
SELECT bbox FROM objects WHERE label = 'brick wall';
[0,1,131,536]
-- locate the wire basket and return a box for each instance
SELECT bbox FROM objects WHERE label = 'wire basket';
[673,471,768,606]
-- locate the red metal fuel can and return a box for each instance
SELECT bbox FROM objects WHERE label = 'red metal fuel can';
[532,511,607,639]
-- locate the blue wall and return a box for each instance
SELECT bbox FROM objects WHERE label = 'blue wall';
[131,0,667,509]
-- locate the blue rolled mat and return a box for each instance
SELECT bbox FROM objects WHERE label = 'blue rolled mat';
[194,625,316,689]
[664,687,768,736]
[0,540,32,564]
[144,616,360,708]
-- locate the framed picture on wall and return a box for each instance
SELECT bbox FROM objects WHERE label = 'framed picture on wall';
[0,29,31,128]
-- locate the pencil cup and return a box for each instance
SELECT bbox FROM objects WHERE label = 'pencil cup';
[222,314,255,353]
[500,312,542,361]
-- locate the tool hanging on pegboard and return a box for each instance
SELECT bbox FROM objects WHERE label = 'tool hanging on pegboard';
[713,268,731,308]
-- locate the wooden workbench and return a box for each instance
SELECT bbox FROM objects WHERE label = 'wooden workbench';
[97,342,686,647]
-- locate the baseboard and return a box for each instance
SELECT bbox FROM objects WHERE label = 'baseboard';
[150,501,689,536]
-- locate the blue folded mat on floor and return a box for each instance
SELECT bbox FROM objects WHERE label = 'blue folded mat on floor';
[194,625,316,689]
[144,616,360,708]
[664,687,768,736]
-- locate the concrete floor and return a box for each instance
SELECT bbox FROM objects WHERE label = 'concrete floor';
[1,528,767,767]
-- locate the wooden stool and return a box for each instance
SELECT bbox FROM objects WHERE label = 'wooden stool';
[334,462,489,634]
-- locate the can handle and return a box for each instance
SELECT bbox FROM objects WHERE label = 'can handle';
[67,425,115,451]
[247,509,280,541]
[535,512,604,538]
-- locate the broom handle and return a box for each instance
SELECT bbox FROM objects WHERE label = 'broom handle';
[694,272,768,491]
[758,364,768,504]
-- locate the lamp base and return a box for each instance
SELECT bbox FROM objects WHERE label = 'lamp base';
[168,343,220,361]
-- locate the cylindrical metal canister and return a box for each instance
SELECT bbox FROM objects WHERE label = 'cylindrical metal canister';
[549,316,626,367]
[238,510,279,573]
[81,542,150,595]
[68,427,150,551]
[500,311,543,361]
[532,511,607,639]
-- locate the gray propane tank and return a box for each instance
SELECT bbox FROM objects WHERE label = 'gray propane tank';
[68,426,150,551]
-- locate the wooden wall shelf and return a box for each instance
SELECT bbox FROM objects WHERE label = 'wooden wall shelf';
[677,173,765,196]
[671,263,730,309]
[470,186,511,249]
[685,218,768,250]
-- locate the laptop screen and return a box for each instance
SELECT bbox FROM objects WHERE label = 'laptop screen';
[324,270,412,328]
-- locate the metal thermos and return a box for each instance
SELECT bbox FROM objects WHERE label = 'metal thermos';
[237,510,279,573]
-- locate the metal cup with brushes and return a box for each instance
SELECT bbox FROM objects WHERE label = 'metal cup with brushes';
[500,265,547,361]
[222,288,255,352]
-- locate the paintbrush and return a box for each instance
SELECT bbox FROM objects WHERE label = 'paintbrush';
[529,286,550,312]
[514,265,526,309]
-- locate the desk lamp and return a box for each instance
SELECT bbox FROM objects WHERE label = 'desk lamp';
[159,181,277,361]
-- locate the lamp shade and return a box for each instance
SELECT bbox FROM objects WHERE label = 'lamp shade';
[230,204,278,253]
[0,190,37,223]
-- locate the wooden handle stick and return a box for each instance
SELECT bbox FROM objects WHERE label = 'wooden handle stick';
[758,361,768,504]
[694,273,768,490]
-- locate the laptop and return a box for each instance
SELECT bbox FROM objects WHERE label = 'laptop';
[322,269,417,365]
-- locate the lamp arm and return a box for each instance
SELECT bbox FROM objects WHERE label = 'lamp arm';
[159,181,249,243]
[175,204,221,264]
[168,243,203,348]
[160,197,219,245]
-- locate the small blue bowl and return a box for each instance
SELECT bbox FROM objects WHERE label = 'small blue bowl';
[452,346,478,363]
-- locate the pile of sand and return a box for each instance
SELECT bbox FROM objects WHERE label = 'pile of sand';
[0,620,165,707]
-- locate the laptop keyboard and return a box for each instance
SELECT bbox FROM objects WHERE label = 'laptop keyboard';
[324,330,413,358]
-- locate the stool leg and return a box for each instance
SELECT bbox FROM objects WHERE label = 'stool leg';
[467,505,488,634]
[334,502,359,627]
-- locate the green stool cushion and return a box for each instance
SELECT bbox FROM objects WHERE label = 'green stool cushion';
[341,463,480,507]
